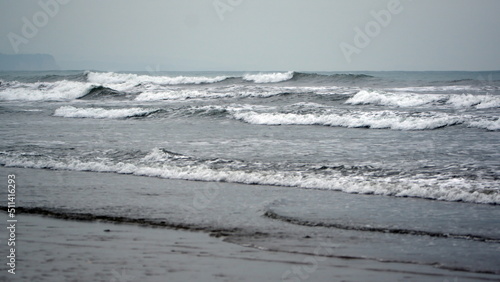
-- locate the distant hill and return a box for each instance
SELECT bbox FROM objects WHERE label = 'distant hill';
[0,53,59,71]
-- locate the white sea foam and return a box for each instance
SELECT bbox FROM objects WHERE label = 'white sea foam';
[135,90,234,101]
[86,71,227,91]
[231,110,463,130]
[390,85,475,92]
[287,102,329,109]
[135,86,299,101]
[467,119,500,131]
[346,90,446,107]
[0,81,92,101]
[347,90,500,109]
[1,149,498,204]
[54,106,158,119]
[243,71,294,83]
[447,94,500,109]
[175,104,275,118]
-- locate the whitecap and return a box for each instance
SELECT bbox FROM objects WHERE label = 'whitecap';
[0,81,93,101]
[243,71,294,83]
[53,106,158,119]
[231,110,464,131]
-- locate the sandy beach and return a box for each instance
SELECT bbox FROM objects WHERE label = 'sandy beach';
[1,167,499,281]
[2,213,498,282]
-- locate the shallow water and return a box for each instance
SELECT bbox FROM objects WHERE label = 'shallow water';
[1,167,499,275]
[0,70,499,275]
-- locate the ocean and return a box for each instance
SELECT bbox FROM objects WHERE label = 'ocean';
[1,70,499,276]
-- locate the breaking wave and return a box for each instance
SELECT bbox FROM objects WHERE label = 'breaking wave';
[0,148,498,204]
[78,85,128,100]
[241,71,374,84]
[243,71,294,83]
[85,71,228,91]
[347,90,500,109]
[48,102,499,131]
[468,119,500,131]
[0,80,92,101]
[135,87,293,101]
[54,106,159,119]
[231,110,465,130]
[135,89,235,101]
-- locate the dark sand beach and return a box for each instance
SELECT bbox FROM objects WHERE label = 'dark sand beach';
[1,167,499,281]
[2,214,497,282]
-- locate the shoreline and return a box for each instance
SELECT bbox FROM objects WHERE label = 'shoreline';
[1,213,499,282]
[1,166,499,281]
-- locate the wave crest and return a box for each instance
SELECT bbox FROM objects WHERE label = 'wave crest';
[0,148,498,204]
[231,110,464,131]
[347,90,500,109]
[0,81,92,101]
[468,119,500,131]
[243,71,294,83]
[85,71,229,91]
[135,89,234,101]
[86,71,228,85]
[54,106,159,119]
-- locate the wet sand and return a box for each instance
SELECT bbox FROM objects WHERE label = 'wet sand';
[0,213,497,282]
[1,167,499,281]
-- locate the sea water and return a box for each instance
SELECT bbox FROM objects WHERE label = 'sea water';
[0,70,499,275]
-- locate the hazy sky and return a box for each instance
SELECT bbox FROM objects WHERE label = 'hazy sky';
[1,0,499,71]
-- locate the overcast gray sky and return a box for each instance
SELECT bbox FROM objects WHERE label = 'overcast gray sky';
[1,0,499,71]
